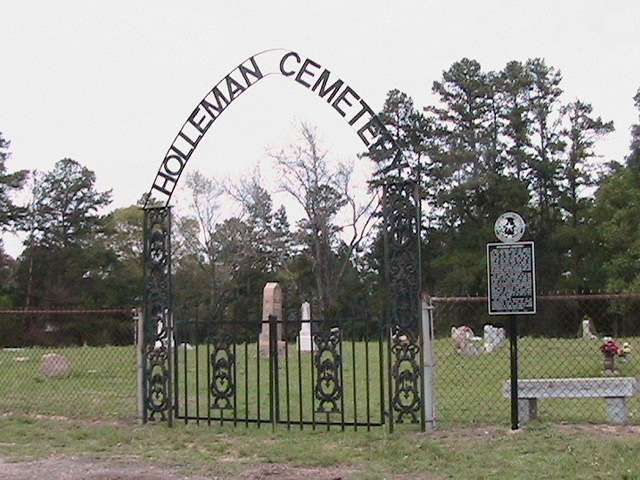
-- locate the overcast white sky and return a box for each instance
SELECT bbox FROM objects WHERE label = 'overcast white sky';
[1,1,639,257]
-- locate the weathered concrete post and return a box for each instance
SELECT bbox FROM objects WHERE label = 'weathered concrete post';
[421,292,436,430]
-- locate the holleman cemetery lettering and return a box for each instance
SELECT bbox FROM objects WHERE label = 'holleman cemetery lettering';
[148,49,392,207]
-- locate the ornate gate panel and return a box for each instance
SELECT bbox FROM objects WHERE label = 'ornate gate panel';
[142,207,173,425]
[173,314,387,431]
[382,171,425,432]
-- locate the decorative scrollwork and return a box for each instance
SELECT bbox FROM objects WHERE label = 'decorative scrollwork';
[143,207,172,423]
[210,335,235,410]
[145,347,169,420]
[391,325,421,423]
[313,327,342,414]
[382,180,421,328]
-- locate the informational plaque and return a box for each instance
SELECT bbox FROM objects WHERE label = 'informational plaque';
[487,241,536,315]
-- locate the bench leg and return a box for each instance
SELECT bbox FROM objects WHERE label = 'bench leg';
[518,398,537,425]
[606,398,628,424]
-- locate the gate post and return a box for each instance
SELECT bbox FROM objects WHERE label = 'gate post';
[381,167,424,432]
[142,207,174,426]
[134,308,144,423]
[421,293,436,430]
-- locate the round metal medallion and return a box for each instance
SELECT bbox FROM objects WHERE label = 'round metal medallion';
[494,212,526,243]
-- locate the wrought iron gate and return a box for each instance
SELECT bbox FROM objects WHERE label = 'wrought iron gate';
[142,169,426,431]
[173,314,388,430]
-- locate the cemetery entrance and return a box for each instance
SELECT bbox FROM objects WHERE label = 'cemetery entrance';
[141,49,429,432]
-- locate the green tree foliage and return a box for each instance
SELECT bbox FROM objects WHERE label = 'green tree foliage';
[592,169,640,292]
[16,159,113,306]
[174,170,294,322]
[100,205,144,304]
[0,245,17,307]
[628,88,640,172]
[26,159,111,248]
[591,88,640,293]
[366,58,614,295]
[273,124,376,319]
[0,132,27,231]
[425,60,530,292]
[556,100,615,290]
[0,65,633,343]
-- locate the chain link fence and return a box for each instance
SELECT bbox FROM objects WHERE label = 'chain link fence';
[0,308,137,420]
[2,294,639,428]
[431,293,640,426]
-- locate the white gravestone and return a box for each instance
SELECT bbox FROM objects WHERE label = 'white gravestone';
[581,319,597,339]
[483,325,506,352]
[299,301,313,352]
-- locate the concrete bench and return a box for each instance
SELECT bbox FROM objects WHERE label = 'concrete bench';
[502,377,638,425]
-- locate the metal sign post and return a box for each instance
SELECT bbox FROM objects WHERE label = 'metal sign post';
[487,212,536,430]
[509,315,518,430]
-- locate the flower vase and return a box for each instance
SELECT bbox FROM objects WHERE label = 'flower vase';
[603,354,616,374]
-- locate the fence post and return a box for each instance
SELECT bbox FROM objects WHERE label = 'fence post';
[135,308,144,423]
[421,293,436,430]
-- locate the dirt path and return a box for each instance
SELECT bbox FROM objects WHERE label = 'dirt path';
[0,457,212,480]
[0,457,355,480]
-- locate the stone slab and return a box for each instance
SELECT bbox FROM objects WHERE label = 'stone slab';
[502,377,638,399]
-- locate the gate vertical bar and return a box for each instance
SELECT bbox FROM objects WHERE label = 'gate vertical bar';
[269,314,278,431]
[415,182,426,433]
[142,206,174,426]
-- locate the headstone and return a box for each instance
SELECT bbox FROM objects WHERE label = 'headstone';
[483,324,506,352]
[451,326,470,350]
[40,353,71,378]
[299,301,312,352]
[581,319,597,339]
[451,326,482,356]
[259,282,284,357]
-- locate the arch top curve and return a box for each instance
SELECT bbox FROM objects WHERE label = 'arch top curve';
[145,48,395,208]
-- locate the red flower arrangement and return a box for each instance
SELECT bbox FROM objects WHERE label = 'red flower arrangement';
[600,340,621,357]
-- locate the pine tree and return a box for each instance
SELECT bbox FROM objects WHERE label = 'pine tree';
[498,61,533,181]
[27,158,112,248]
[627,88,640,171]
[0,132,27,231]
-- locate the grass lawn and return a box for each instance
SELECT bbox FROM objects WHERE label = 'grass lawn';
[0,345,137,419]
[1,335,639,426]
[1,415,639,479]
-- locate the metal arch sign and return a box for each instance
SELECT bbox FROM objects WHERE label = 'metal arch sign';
[145,48,397,208]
